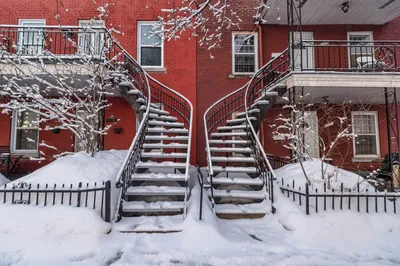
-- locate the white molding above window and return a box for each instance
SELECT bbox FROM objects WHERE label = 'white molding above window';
[351,111,380,159]
[137,21,164,68]
[232,32,258,75]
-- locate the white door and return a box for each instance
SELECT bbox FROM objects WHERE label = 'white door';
[291,32,314,71]
[303,111,320,159]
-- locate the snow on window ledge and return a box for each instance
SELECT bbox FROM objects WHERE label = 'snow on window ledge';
[143,67,167,73]
[228,74,253,79]
[352,156,381,163]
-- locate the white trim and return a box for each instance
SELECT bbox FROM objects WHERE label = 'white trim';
[351,111,380,158]
[17,19,46,54]
[347,31,374,69]
[232,32,258,75]
[137,21,164,68]
[10,109,40,155]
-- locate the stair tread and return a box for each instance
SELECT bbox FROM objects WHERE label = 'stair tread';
[209,140,250,145]
[235,109,260,118]
[149,121,185,128]
[210,147,252,153]
[211,189,266,199]
[211,156,255,163]
[136,98,160,109]
[131,173,186,181]
[126,186,187,195]
[210,177,264,186]
[140,105,169,115]
[145,135,189,141]
[212,166,258,173]
[214,202,269,214]
[218,125,248,131]
[211,132,247,137]
[122,200,185,211]
[250,100,270,109]
[226,117,257,125]
[149,114,178,122]
[148,127,189,134]
[143,143,188,149]
[141,152,187,158]
[136,161,187,168]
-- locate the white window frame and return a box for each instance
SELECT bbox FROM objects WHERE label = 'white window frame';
[78,20,105,56]
[137,21,164,69]
[232,32,258,75]
[351,111,380,158]
[347,31,374,69]
[10,109,40,155]
[18,19,46,54]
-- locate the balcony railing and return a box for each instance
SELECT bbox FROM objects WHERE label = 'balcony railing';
[0,25,107,58]
[292,40,400,72]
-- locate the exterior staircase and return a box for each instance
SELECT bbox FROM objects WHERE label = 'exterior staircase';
[204,49,290,219]
[107,33,193,232]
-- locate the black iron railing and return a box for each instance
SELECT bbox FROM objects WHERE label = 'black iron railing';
[0,180,111,221]
[295,40,400,72]
[280,178,400,215]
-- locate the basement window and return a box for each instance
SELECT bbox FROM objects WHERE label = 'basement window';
[232,32,258,75]
[11,110,40,154]
[18,19,46,55]
[138,21,164,68]
[352,111,380,158]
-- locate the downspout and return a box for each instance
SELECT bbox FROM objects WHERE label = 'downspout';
[257,23,265,148]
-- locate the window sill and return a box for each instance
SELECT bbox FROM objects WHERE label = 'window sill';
[229,74,254,79]
[11,151,39,158]
[352,157,381,163]
[143,67,167,73]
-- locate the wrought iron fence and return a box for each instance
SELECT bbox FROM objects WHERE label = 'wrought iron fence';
[0,180,112,222]
[279,178,400,215]
[296,40,400,72]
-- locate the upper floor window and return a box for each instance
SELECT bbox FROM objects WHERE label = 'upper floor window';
[348,32,373,68]
[352,111,380,158]
[18,19,46,55]
[232,33,258,74]
[11,110,40,154]
[78,20,105,56]
[138,22,163,68]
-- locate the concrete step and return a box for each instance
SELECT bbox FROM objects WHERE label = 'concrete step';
[211,131,247,138]
[218,124,248,132]
[226,117,257,125]
[149,113,178,122]
[209,139,250,145]
[136,161,187,169]
[235,109,260,119]
[145,135,189,141]
[122,200,185,214]
[209,177,263,186]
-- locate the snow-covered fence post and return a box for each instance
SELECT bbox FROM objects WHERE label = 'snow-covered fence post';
[104,180,111,223]
[305,183,310,215]
[77,182,83,207]
[270,172,275,214]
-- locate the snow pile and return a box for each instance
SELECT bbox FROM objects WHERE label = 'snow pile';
[275,159,370,190]
[0,173,9,186]
[19,150,127,184]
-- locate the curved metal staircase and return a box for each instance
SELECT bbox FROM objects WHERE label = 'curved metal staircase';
[204,49,290,219]
[106,33,193,231]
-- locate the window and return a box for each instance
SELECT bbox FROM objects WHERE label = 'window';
[11,110,40,153]
[348,32,373,68]
[232,33,258,74]
[18,19,46,55]
[138,22,163,68]
[352,111,380,158]
[78,20,105,56]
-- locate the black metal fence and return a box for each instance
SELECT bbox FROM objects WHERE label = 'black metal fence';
[279,178,400,215]
[0,180,112,222]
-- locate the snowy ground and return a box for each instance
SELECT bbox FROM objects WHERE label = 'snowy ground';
[0,153,400,265]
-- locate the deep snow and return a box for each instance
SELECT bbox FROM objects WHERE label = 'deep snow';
[0,152,399,266]
[0,173,9,186]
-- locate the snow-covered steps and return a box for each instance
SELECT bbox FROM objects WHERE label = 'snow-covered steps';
[209,139,250,145]
[136,161,187,170]
[136,98,161,109]
[235,108,260,119]
[226,117,257,125]
[145,135,189,141]
[147,127,189,134]
[115,215,184,233]
[211,156,256,163]
[140,105,170,116]
[126,186,187,196]
[209,176,264,186]
[131,173,186,182]
[218,124,248,132]
[122,200,185,214]
[127,89,142,96]
[209,147,253,153]
[141,152,187,159]
[211,189,266,200]
[212,166,258,174]
[149,120,185,128]
[149,113,178,122]
[214,202,269,219]
[211,131,247,138]
[143,143,188,149]
[250,100,270,110]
